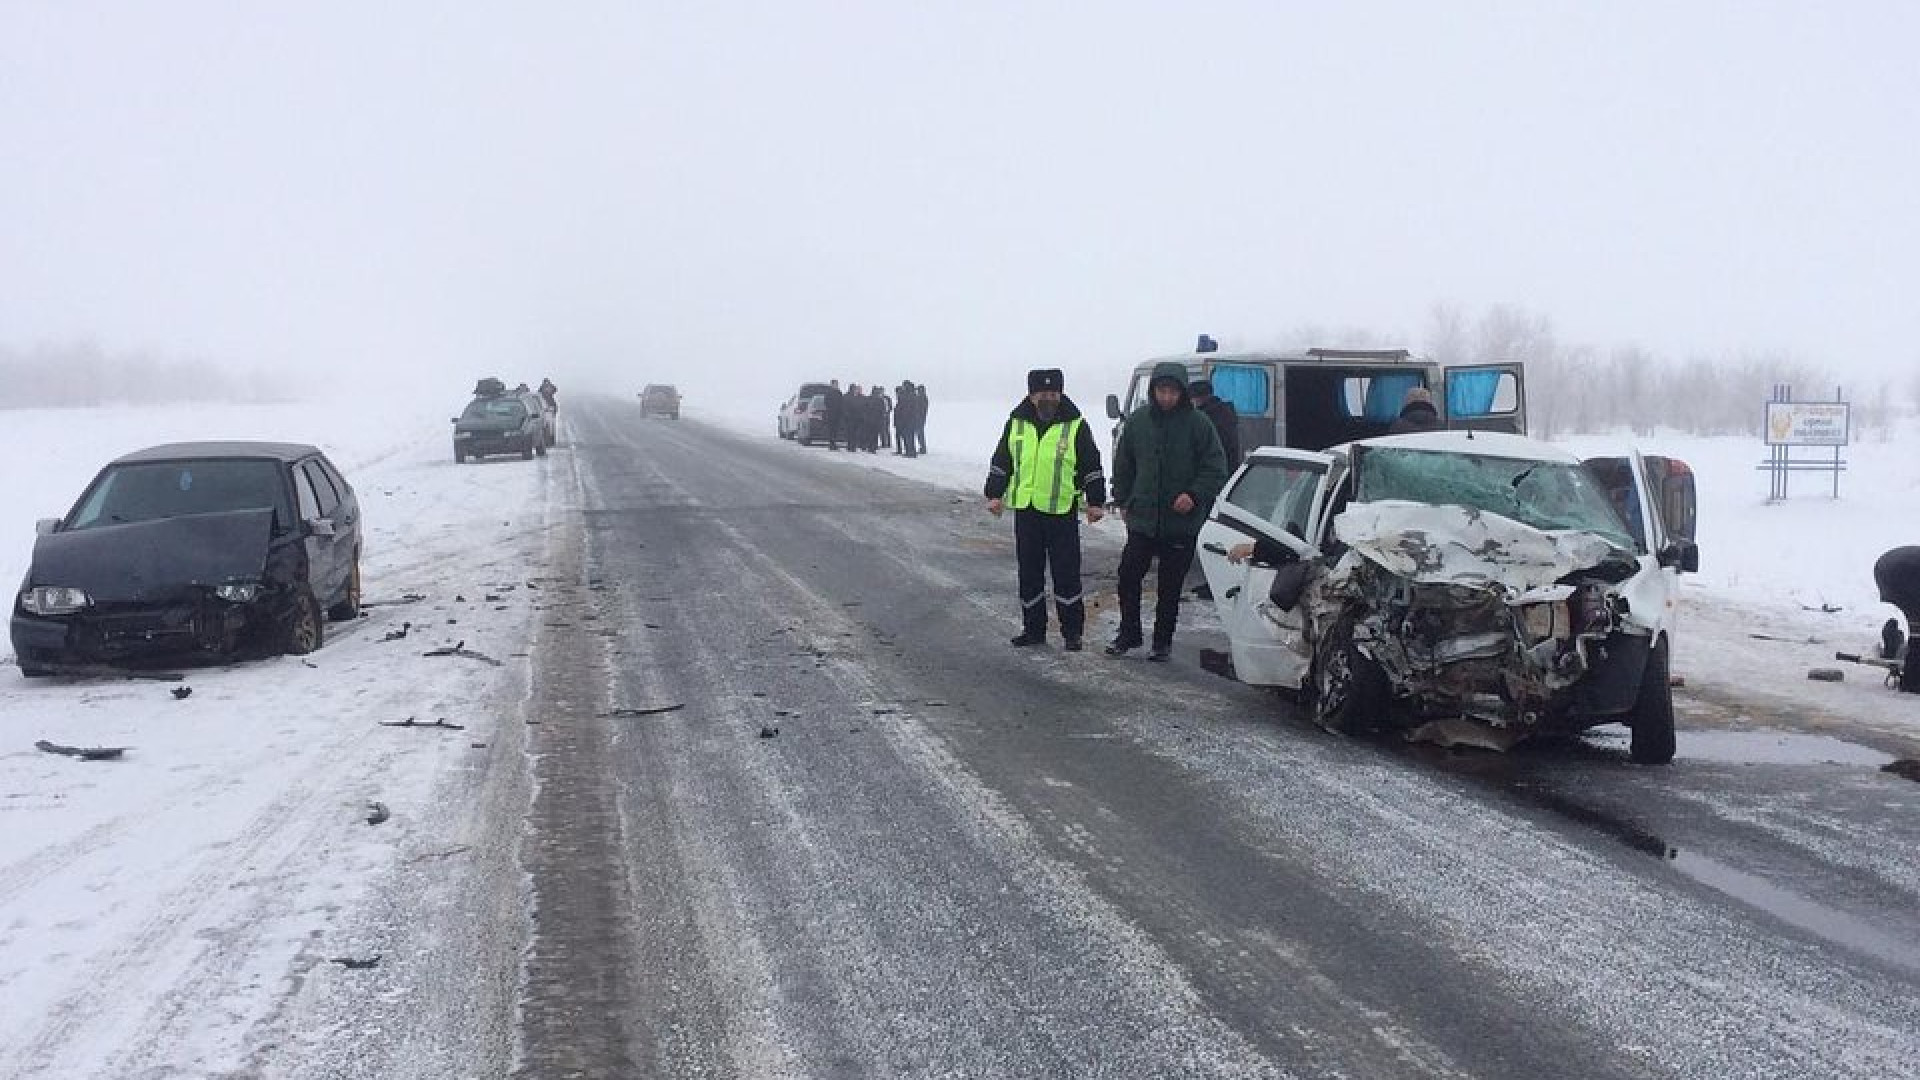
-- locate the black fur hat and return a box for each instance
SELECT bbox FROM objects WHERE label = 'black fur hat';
[1027,368,1064,393]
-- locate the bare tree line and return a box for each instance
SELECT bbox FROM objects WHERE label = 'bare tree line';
[0,342,295,408]
[1420,303,1915,440]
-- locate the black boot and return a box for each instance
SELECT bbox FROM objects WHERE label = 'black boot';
[1105,631,1143,655]
[1010,631,1046,647]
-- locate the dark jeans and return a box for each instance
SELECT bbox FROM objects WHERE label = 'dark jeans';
[1014,509,1084,640]
[1116,530,1196,647]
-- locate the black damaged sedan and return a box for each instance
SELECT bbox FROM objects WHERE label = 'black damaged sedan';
[11,442,362,675]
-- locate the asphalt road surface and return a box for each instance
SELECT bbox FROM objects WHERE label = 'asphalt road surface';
[510,399,1920,1079]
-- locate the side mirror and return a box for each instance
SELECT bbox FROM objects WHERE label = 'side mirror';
[306,517,337,538]
[450,417,460,424]
[35,518,60,535]
[1105,393,1122,420]
[1658,540,1699,573]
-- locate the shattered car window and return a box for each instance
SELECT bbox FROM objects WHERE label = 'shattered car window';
[1224,459,1323,539]
[1354,447,1634,550]
[68,460,290,531]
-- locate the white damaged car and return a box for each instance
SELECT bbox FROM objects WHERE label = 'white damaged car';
[1196,431,1699,764]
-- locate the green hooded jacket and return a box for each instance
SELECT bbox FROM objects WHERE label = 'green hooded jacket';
[1110,361,1229,541]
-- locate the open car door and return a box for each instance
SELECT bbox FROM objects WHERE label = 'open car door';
[1197,449,1332,688]
[1584,451,1700,572]
[1442,362,1527,435]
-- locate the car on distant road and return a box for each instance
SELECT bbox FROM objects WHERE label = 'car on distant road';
[794,394,833,446]
[11,441,363,674]
[640,384,681,419]
[453,391,548,462]
[780,382,833,439]
[1197,431,1697,764]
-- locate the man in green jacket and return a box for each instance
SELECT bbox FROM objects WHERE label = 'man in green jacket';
[1108,362,1229,661]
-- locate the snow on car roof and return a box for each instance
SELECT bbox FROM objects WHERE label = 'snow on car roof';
[111,440,324,464]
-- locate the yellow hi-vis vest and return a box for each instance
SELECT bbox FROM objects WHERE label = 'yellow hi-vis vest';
[1007,416,1083,514]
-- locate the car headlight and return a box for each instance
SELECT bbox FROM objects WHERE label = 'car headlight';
[21,586,92,615]
[214,582,261,603]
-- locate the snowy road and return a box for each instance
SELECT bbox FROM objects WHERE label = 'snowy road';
[503,400,1920,1079]
[4,396,1917,1079]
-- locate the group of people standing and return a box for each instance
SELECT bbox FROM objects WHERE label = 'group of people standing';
[985,364,1229,659]
[821,379,930,456]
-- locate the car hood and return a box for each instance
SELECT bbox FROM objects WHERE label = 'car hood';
[1332,500,1619,592]
[29,509,274,603]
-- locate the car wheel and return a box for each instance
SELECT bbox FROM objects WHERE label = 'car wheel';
[454,447,466,464]
[520,440,535,460]
[283,587,325,656]
[327,555,362,622]
[535,438,548,457]
[1312,618,1389,734]
[1628,636,1677,765]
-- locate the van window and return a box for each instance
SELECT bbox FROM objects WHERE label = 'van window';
[1208,363,1272,416]
[1342,373,1424,421]
[1446,369,1522,418]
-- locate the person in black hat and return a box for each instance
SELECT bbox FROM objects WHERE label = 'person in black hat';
[1188,378,1241,469]
[985,368,1107,650]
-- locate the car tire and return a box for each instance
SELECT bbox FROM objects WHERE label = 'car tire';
[454,447,467,464]
[283,587,325,656]
[535,438,548,457]
[1628,636,1677,765]
[1312,617,1389,734]
[328,555,362,622]
[520,440,535,461]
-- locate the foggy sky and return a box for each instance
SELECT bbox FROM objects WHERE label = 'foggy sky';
[3,1,1916,406]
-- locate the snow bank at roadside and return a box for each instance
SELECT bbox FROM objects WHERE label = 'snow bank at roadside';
[0,394,555,1076]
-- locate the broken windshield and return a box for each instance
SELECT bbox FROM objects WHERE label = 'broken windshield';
[1355,447,1634,551]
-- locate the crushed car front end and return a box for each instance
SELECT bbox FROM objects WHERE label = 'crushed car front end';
[10,509,296,673]
[1322,441,1671,740]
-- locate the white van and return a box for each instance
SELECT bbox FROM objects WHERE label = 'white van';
[1104,345,1527,455]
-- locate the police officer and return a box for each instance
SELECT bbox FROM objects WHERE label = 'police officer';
[985,369,1107,650]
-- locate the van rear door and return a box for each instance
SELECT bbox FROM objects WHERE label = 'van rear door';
[1442,363,1527,435]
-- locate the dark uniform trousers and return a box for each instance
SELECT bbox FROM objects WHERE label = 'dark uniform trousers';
[1116,530,1196,648]
[1015,508,1084,640]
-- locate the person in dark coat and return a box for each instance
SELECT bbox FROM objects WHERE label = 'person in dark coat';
[874,384,892,450]
[1389,386,1443,434]
[986,369,1107,650]
[1188,379,1242,469]
[1108,362,1229,661]
[846,385,871,451]
[894,381,917,455]
[911,384,929,455]
[862,386,885,452]
[823,379,846,450]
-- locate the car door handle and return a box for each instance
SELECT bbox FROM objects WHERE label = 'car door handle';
[1225,586,1241,599]
[1202,542,1228,556]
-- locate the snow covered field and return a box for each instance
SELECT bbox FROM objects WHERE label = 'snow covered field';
[0,390,1916,1074]
[1,396,556,1075]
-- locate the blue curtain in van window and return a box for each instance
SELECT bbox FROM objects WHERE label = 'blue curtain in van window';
[1208,365,1270,416]
[1446,371,1501,417]
[1365,374,1421,421]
